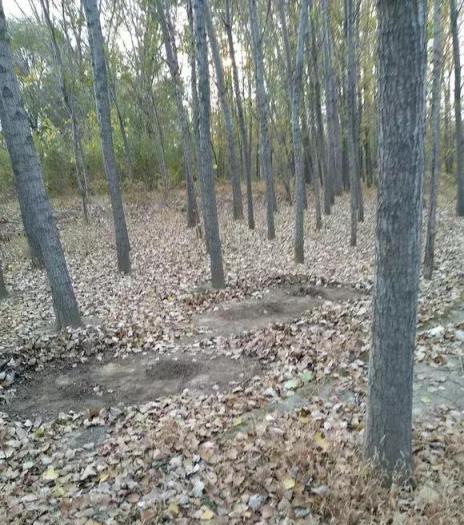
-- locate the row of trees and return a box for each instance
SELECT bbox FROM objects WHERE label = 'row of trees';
[0,0,461,483]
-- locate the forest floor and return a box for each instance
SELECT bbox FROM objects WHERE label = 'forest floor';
[0,187,463,524]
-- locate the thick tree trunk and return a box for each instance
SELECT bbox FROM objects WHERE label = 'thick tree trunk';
[366,0,426,483]
[345,0,358,246]
[321,0,343,202]
[292,0,310,263]
[424,0,442,280]
[0,3,81,329]
[205,2,243,221]
[193,0,225,289]
[248,0,275,240]
[83,0,131,274]
[450,0,464,216]
[0,257,7,299]
[225,0,254,229]
[157,0,199,227]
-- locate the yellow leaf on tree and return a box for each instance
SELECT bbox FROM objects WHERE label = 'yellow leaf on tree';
[283,477,296,490]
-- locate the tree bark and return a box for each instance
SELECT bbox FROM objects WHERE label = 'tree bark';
[366,0,426,483]
[248,0,275,240]
[450,0,464,216]
[205,2,243,221]
[156,0,199,227]
[424,0,442,280]
[0,2,81,328]
[193,0,225,289]
[292,0,310,263]
[83,0,131,274]
[225,0,254,229]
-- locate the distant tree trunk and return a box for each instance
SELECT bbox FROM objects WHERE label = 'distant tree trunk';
[345,0,358,246]
[444,71,453,174]
[307,101,322,231]
[248,0,276,240]
[83,0,130,274]
[156,0,199,227]
[0,257,7,299]
[366,0,426,483]
[39,0,89,224]
[292,0,310,263]
[225,0,254,229]
[450,0,464,216]
[193,0,225,289]
[205,2,243,221]
[321,0,343,202]
[424,0,442,280]
[0,3,81,328]
[151,92,169,196]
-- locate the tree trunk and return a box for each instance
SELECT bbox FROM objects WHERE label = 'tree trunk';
[366,0,426,483]
[248,0,275,240]
[156,0,199,227]
[444,71,453,174]
[345,0,358,246]
[205,2,243,221]
[424,0,442,280]
[0,257,7,299]
[192,0,225,289]
[321,0,343,202]
[82,0,131,274]
[225,0,254,228]
[450,0,464,216]
[292,0,310,263]
[0,3,81,329]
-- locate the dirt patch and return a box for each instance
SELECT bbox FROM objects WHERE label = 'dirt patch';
[4,352,261,420]
[196,284,362,337]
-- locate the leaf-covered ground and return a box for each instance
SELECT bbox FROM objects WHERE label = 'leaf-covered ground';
[1,188,463,524]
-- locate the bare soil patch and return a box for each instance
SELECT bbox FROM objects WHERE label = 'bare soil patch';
[5,352,261,420]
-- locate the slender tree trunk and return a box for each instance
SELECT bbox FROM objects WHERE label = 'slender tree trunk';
[193,0,225,288]
[450,0,464,216]
[444,71,453,174]
[225,0,254,229]
[151,93,169,196]
[0,3,81,328]
[321,0,343,201]
[0,257,7,299]
[345,0,358,246]
[83,0,131,274]
[307,99,323,231]
[205,2,243,221]
[292,0,310,263]
[248,0,275,240]
[366,0,426,483]
[157,0,199,227]
[424,0,442,280]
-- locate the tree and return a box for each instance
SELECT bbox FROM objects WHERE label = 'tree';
[292,0,310,263]
[0,257,7,299]
[248,0,276,240]
[193,0,225,289]
[82,0,131,274]
[205,1,243,221]
[0,1,81,329]
[224,0,255,229]
[155,0,199,228]
[450,0,464,216]
[424,0,443,280]
[366,0,427,482]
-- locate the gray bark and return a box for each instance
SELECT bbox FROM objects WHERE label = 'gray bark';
[424,0,442,280]
[321,0,343,203]
[0,2,81,328]
[156,0,199,227]
[345,0,358,246]
[205,2,243,221]
[450,0,464,216]
[193,0,225,289]
[292,0,310,263]
[248,0,275,240]
[0,257,7,299]
[225,0,255,229]
[366,0,426,483]
[83,0,131,274]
